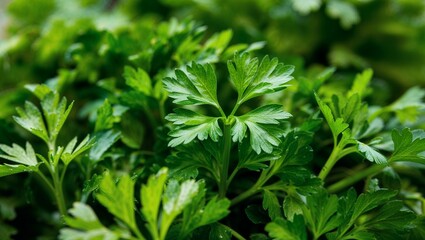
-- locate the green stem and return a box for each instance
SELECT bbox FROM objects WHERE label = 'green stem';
[231,171,269,206]
[219,223,247,240]
[36,172,55,193]
[219,123,232,198]
[318,143,344,180]
[327,164,386,193]
[226,165,240,186]
[52,169,67,216]
[231,186,258,206]
[229,101,242,117]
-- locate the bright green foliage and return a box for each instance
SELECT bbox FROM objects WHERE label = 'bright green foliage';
[0,86,94,217]
[263,190,283,221]
[60,168,230,240]
[265,215,307,240]
[164,62,220,107]
[232,104,291,153]
[1,2,425,239]
[60,203,121,240]
[166,109,222,146]
[228,53,294,105]
[96,173,140,237]
[390,128,425,164]
[164,52,293,154]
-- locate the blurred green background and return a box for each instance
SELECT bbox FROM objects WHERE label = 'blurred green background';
[2,0,425,88]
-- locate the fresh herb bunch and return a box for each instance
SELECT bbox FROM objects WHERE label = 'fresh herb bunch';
[0,1,424,240]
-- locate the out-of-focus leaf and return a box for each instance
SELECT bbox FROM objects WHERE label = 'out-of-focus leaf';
[89,130,120,161]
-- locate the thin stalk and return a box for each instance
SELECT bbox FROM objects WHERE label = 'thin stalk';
[52,169,67,216]
[231,171,269,206]
[327,164,386,193]
[59,164,69,186]
[219,223,247,240]
[36,172,55,193]
[318,143,344,180]
[219,123,232,198]
[226,165,240,186]
[229,101,242,117]
[230,183,261,206]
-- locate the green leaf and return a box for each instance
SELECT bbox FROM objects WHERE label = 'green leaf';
[357,141,387,164]
[40,92,73,141]
[238,138,278,171]
[408,216,425,240]
[0,142,38,166]
[351,190,398,225]
[245,205,269,224]
[390,128,425,164]
[61,135,95,165]
[96,173,138,234]
[179,191,230,239]
[0,164,39,177]
[199,196,230,227]
[283,194,304,221]
[13,101,49,143]
[60,202,121,240]
[232,104,291,153]
[303,189,341,238]
[315,93,349,143]
[89,130,120,161]
[390,87,425,123]
[228,53,293,104]
[263,190,282,221]
[335,190,398,238]
[348,69,373,99]
[203,29,233,55]
[94,99,115,132]
[326,0,360,29]
[64,202,105,230]
[141,168,168,239]
[160,179,200,239]
[123,66,152,96]
[120,112,145,149]
[209,223,232,240]
[166,139,223,182]
[364,201,416,232]
[292,0,322,15]
[166,108,222,146]
[25,83,53,100]
[163,62,220,108]
[265,215,307,240]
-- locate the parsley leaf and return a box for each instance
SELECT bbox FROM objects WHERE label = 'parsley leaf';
[0,142,38,166]
[357,141,387,165]
[163,62,220,108]
[265,215,307,240]
[60,202,121,240]
[61,135,95,165]
[390,128,425,164]
[166,109,222,146]
[315,93,349,144]
[263,190,283,221]
[232,104,291,153]
[177,182,230,239]
[141,168,168,240]
[228,53,294,105]
[96,172,139,236]
[0,142,40,177]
